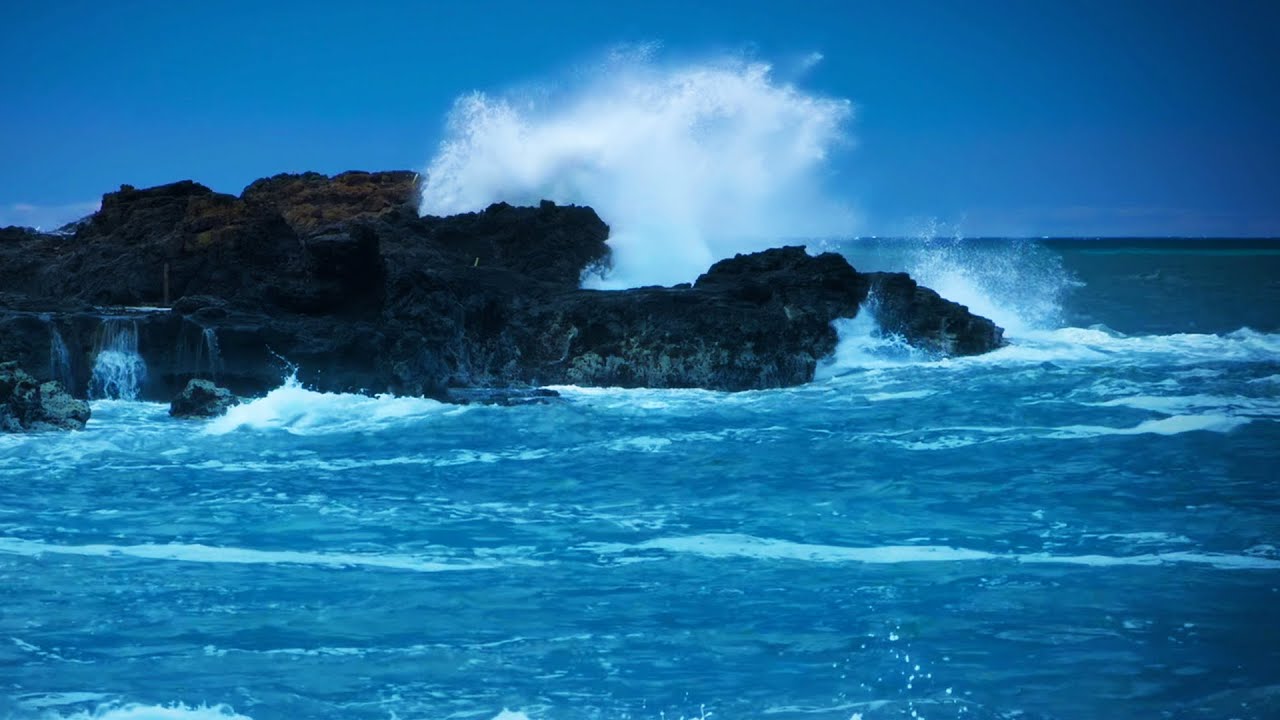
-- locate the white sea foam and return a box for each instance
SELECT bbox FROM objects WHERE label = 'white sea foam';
[31,702,533,720]
[823,320,1280,375]
[147,448,545,474]
[607,436,674,453]
[421,49,855,288]
[204,376,463,436]
[39,703,252,720]
[1047,414,1251,438]
[1093,393,1280,417]
[0,536,512,573]
[815,311,928,377]
[14,693,111,710]
[612,535,999,563]
[589,533,1280,570]
[864,390,936,402]
[490,712,532,720]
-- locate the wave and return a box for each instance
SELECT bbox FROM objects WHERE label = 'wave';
[900,237,1075,337]
[204,376,464,436]
[1045,414,1252,437]
[29,702,533,720]
[420,48,855,288]
[588,533,1280,570]
[32,703,251,720]
[1091,393,1280,417]
[0,536,519,573]
[814,312,929,377]
[822,320,1280,374]
[819,232,1280,378]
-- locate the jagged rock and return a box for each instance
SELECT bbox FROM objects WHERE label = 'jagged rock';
[0,361,90,431]
[242,170,419,233]
[0,171,1004,401]
[866,272,1006,355]
[169,379,240,418]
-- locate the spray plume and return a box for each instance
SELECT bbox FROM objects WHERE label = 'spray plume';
[420,51,857,288]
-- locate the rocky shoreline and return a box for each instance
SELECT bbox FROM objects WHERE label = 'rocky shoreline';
[0,170,1003,427]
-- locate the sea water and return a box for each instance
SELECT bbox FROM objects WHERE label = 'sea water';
[1,239,1278,720]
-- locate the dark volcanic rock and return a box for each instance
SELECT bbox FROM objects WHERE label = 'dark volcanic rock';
[514,247,871,390]
[0,361,90,431]
[866,272,1006,355]
[0,171,1004,401]
[242,170,419,233]
[170,379,240,418]
[421,200,611,289]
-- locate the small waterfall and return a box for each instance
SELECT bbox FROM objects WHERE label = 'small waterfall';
[48,324,74,391]
[201,327,223,380]
[90,319,148,400]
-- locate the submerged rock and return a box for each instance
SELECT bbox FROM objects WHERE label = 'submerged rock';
[0,361,90,431]
[170,379,240,418]
[0,171,1004,400]
[444,387,562,406]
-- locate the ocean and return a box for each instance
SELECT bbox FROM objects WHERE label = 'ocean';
[2,238,1278,720]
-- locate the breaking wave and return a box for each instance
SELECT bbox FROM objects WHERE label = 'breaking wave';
[28,702,534,720]
[420,49,856,288]
[203,375,463,436]
[30,703,251,720]
[589,533,1280,570]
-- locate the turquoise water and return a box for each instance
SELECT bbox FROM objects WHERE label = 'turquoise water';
[2,240,1278,720]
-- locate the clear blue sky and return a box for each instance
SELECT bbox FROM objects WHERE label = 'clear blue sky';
[2,0,1278,236]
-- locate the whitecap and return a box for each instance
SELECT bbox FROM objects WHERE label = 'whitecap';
[0,536,522,573]
[1092,394,1280,418]
[1047,414,1251,438]
[588,533,1280,570]
[38,703,252,720]
[13,693,111,710]
[203,377,461,436]
[865,389,936,402]
[607,436,673,453]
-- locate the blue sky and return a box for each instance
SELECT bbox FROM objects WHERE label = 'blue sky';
[2,0,1278,236]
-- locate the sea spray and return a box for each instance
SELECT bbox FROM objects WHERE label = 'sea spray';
[815,303,928,379]
[420,51,856,288]
[89,319,147,400]
[902,237,1075,337]
[833,230,1078,337]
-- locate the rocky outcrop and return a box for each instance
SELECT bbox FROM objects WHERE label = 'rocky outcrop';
[170,379,239,418]
[0,362,90,431]
[0,171,1004,401]
[866,272,1007,356]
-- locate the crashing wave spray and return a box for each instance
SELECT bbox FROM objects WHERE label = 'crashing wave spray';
[815,302,929,379]
[902,233,1075,337]
[420,51,857,288]
[90,319,147,400]
[832,226,1079,338]
[819,231,1081,374]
